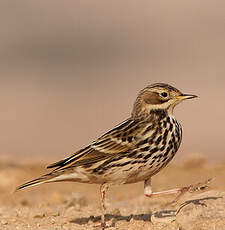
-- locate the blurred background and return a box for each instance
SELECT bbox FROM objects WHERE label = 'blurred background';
[0,0,225,162]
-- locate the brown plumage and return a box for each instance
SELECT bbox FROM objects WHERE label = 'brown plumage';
[16,83,198,229]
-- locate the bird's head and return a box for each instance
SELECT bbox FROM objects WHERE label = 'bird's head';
[132,83,197,118]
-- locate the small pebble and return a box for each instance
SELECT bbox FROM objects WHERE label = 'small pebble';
[1,219,8,225]
[111,208,121,216]
[33,213,46,218]
[51,218,56,224]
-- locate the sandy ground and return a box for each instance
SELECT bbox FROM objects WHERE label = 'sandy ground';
[0,156,225,230]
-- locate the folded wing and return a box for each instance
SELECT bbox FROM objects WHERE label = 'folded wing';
[47,118,144,171]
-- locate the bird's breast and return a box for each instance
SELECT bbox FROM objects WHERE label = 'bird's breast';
[136,115,182,177]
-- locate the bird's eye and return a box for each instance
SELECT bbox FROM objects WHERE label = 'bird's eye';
[160,92,168,98]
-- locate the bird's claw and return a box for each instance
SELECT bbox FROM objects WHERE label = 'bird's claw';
[188,178,212,193]
[165,178,212,207]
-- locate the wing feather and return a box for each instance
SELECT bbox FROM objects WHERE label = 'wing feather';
[47,118,146,170]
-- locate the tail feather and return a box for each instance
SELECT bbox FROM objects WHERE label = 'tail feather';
[16,172,57,191]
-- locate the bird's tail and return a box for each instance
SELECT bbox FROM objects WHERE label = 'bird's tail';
[15,171,59,191]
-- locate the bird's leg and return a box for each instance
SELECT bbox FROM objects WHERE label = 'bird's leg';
[144,178,188,198]
[144,178,191,205]
[100,184,108,229]
[144,178,211,205]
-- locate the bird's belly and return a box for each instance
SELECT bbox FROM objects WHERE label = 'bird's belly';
[77,147,179,185]
[92,154,175,185]
[57,148,177,185]
[124,149,176,184]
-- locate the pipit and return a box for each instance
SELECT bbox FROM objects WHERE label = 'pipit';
[17,83,202,228]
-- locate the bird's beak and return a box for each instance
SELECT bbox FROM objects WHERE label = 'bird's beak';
[176,94,198,101]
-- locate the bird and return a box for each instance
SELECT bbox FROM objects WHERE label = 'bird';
[16,83,198,228]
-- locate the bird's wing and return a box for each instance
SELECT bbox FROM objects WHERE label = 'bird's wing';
[47,118,144,170]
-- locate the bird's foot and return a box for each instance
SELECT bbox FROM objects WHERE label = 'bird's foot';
[165,178,212,206]
[187,178,212,193]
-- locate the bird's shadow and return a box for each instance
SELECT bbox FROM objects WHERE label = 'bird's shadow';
[176,196,223,215]
[70,196,222,225]
[70,213,151,225]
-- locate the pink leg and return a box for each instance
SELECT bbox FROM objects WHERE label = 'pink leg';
[144,178,211,204]
[100,184,108,229]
